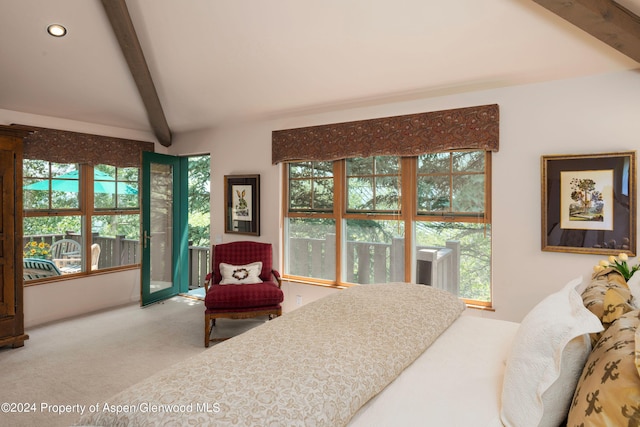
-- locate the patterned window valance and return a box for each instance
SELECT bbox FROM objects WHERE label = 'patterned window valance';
[272,104,499,164]
[16,125,155,168]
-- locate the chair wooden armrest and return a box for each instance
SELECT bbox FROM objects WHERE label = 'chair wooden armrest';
[272,269,282,287]
[203,272,213,293]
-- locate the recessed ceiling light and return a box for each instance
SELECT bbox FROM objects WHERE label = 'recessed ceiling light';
[47,24,67,37]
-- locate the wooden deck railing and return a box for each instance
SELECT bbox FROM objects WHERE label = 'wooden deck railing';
[23,233,210,288]
[188,245,210,289]
[288,236,460,290]
[24,232,459,291]
[415,241,461,294]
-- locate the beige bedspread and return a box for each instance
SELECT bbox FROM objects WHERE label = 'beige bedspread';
[76,283,465,427]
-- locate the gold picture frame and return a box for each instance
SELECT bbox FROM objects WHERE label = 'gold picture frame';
[541,152,636,255]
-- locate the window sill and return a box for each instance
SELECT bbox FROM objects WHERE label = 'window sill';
[24,264,140,287]
[283,276,494,310]
[282,276,348,289]
[465,303,495,312]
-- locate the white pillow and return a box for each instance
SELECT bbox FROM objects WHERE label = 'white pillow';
[219,262,263,285]
[500,276,604,427]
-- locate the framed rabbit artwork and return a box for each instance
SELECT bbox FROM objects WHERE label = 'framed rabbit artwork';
[224,174,260,235]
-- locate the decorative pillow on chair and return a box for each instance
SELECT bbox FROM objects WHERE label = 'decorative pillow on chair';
[219,262,263,285]
[567,310,640,426]
[500,277,604,427]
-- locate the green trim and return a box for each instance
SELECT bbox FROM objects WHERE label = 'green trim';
[141,152,188,306]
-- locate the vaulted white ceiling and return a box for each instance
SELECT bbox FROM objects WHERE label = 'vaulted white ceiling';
[1,0,638,145]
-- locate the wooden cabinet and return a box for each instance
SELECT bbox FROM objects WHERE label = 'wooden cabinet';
[0,126,28,348]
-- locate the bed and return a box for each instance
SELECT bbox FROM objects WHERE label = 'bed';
[76,274,640,427]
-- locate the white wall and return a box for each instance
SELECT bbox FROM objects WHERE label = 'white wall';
[23,270,140,328]
[4,68,640,326]
[174,68,640,323]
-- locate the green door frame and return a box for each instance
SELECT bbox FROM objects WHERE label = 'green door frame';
[141,152,189,306]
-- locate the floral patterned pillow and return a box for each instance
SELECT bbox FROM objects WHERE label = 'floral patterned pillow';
[567,310,640,426]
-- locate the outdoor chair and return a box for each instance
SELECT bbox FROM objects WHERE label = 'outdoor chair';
[50,238,82,271]
[23,258,62,280]
[90,243,101,270]
[204,241,283,347]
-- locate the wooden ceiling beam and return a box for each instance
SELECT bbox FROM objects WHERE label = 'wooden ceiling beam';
[532,0,640,63]
[101,0,172,146]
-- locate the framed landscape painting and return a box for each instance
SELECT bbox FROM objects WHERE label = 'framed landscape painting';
[541,152,636,255]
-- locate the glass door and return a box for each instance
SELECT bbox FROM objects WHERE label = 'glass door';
[141,152,188,306]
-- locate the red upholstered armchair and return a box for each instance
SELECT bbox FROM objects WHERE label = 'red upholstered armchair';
[203,241,284,347]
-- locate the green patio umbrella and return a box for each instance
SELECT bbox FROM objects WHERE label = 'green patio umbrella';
[24,170,138,194]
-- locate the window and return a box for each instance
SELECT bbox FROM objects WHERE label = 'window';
[23,161,141,282]
[285,162,336,282]
[414,151,491,303]
[345,156,404,283]
[284,150,492,306]
[288,161,334,212]
[346,156,400,212]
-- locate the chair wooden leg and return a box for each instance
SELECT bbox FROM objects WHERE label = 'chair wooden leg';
[205,316,222,347]
[204,315,211,348]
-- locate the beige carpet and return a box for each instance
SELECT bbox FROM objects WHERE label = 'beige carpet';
[0,296,267,427]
